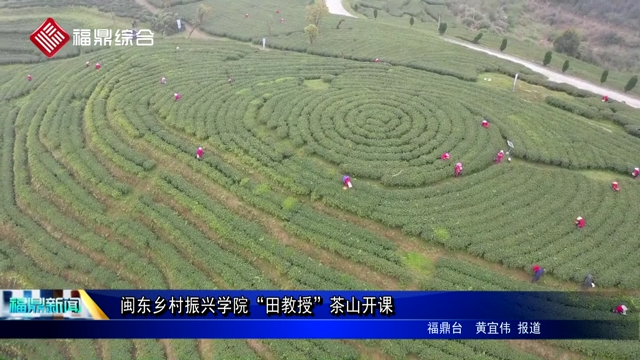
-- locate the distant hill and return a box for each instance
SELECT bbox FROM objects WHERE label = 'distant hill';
[445,0,640,71]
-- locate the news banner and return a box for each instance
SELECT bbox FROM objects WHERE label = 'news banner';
[0,290,637,339]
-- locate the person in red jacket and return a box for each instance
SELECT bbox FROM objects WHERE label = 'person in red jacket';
[441,152,450,160]
[374,58,380,63]
[455,162,463,177]
[613,304,628,315]
[196,147,203,160]
[575,216,585,228]
[27,74,32,81]
[612,182,619,192]
[495,150,504,163]
[95,63,101,70]
[174,93,181,101]
[531,264,545,283]
[602,95,609,102]
[633,167,639,178]
[481,120,489,128]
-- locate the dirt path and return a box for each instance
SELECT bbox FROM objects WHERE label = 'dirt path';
[133,0,213,39]
[444,38,640,108]
[326,0,357,18]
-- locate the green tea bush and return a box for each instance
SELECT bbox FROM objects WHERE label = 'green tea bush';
[63,42,640,290]
[3,40,640,360]
[422,257,640,359]
[1,0,152,21]
[211,340,261,359]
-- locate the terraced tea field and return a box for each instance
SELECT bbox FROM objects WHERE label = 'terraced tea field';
[1,0,640,358]
[1,39,639,359]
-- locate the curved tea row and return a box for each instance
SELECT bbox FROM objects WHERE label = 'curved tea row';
[2,41,640,359]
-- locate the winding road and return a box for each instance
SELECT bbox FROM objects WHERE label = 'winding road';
[324,0,640,109]
[325,0,356,18]
[443,39,640,109]
[137,0,638,108]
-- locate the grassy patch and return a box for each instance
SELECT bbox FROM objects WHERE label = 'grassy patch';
[303,79,330,90]
[477,72,573,102]
[402,252,435,276]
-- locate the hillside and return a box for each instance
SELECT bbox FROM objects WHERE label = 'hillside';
[1,0,640,359]
[444,0,640,71]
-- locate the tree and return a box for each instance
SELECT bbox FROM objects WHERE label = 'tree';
[624,75,638,92]
[189,4,212,39]
[438,22,447,35]
[472,33,483,44]
[543,51,553,66]
[553,29,581,57]
[600,69,609,84]
[306,0,328,27]
[562,60,569,73]
[410,17,414,27]
[151,10,179,36]
[500,38,507,52]
[374,9,378,19]
[305,24,318,44]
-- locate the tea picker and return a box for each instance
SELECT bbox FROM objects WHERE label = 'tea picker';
[583,274,595,289]
[494,150,504,163]
[342,175,352,190]
[506,140,514,162]
[454,162,463,177]
[531,264,545,283]
[196,147,203,160]
[613,304,628,315]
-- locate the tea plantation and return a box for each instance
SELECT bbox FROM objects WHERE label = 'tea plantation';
[1,1,640,359]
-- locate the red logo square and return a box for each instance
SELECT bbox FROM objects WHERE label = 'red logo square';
[30,18,70,58]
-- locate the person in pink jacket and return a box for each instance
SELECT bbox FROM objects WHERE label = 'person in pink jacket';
[342,175,352,189]
[455,163,463,177]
